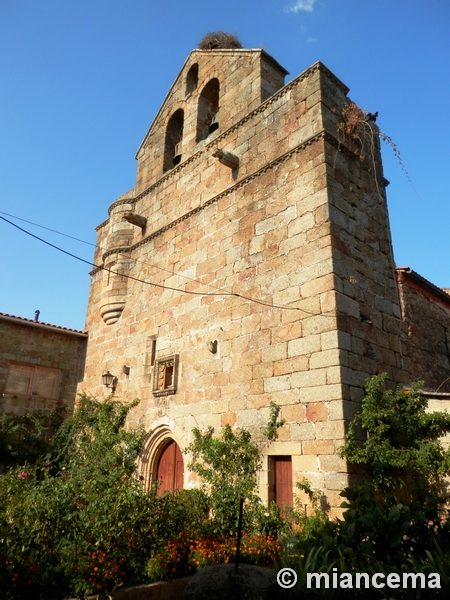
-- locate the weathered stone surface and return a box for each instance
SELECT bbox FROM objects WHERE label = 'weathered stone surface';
[0,314,87,416]
[76,45,450,513]
[182,564,277,600]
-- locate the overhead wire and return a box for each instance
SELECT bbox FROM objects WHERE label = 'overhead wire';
[0,212,336,316]
[0,210,231,295]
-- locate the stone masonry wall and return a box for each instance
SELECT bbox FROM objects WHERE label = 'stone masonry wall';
[397,268,450,393]
[79,50,410,514]
[0,316,87,415]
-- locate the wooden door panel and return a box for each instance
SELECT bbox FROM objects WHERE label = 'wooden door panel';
[269,456,293,509]
[156,440,184,495]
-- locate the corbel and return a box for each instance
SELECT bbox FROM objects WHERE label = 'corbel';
[122,212,147,230]
[212,148,239,170]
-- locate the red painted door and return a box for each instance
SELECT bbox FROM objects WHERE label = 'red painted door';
[269,456,293,509]
[156,440,184,495]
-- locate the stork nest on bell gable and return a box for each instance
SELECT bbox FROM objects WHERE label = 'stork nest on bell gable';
[198,31,243,50]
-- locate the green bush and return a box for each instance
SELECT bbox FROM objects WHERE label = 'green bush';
[185,408,285,537]
[340,374,450,494]
[0,395,159,599]
[0,408,64,466]
[0,395,287,598]
[276,542,450,599]
[276,375,450,598]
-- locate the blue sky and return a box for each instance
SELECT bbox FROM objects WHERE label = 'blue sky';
[1,0,449,331]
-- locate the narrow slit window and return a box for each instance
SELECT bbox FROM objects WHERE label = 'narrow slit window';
[151,338,157,366]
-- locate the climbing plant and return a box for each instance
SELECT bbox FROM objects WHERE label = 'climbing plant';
[336,101,419,199]
[339,373,450,494]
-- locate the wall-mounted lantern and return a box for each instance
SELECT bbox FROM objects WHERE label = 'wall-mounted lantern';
[102,371,116,393]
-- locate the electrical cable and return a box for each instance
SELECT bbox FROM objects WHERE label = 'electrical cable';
[0,209,232,295]
[0,213,336,315]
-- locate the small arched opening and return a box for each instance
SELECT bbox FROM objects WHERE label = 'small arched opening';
[196,78,220,142]
[163,109,184,172]
[186,63,199,96]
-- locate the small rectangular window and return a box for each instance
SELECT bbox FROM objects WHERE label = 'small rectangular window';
[5,363,61,400]
[153,354,178,396]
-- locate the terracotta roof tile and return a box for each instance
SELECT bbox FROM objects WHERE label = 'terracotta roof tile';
[0,312,87,335]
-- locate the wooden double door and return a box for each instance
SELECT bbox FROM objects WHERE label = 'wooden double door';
[156,439,184,495]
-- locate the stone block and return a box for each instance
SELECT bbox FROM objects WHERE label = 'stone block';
[263,375,291,393]
[305,402,329,422]
[274,355,309,376]
[310,348,347,369]
[268,388,301,406]
[290,422,316,440]
[261,343,287,363]
[319,454,347,472]
[302,439,335,455]
[291,368,327,388]
[293,454,318,472]
[300,273,336,299]
[281,403,306,423]
[324,472,350,491]
[316,420,346,440]
[288,335,321,357]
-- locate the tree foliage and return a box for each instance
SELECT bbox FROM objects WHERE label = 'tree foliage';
[1,395,283,598]
[186,412,285,536]
[187,425,262,535]
[277,374,450,597]
[0,408,64,465]
[0,394,156,599]
[339,373,450,493]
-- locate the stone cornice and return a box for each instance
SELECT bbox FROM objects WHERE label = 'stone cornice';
[89,129,328,276]
[101,246,133,263]
[96,218,109,231]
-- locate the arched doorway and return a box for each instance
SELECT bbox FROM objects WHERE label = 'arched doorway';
[156,439,184,495]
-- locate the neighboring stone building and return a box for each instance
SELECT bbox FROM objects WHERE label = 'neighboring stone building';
[0,312,87,416]
[396,267,450,393]
[77,42,450,513]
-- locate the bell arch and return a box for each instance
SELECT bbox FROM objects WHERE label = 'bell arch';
[196,78,220,142]
[186,63,199,96]
[163,109,184,172]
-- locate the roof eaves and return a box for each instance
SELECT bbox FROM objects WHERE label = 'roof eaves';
[395,267,450,307]
[0,312,88,338]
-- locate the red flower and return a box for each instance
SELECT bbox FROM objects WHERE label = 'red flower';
[18,472,28,480]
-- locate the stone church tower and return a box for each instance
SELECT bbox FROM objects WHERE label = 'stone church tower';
[78,39,412,514]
